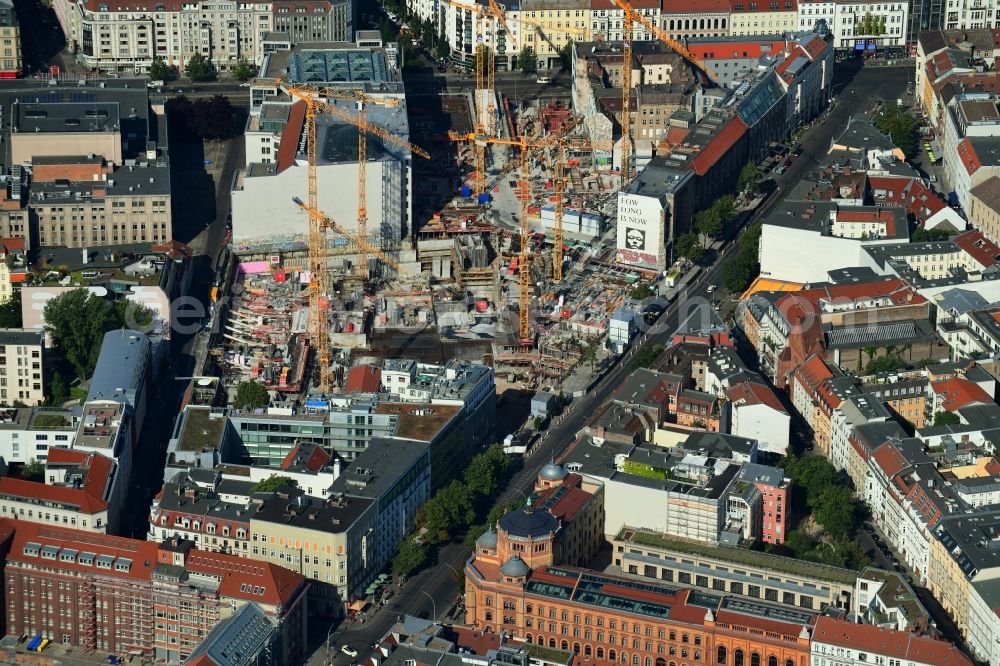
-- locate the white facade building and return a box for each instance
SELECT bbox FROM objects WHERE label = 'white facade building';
[796,0,908,50]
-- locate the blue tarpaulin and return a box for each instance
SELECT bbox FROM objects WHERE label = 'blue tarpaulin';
[460,185,471,197]
[948,191,960,207]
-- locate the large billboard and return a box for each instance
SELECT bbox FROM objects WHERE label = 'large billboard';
[616,192,664,270]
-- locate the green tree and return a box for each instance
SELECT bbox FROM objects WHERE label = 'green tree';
[20,459,44,482]
[47,372,68,406]
[674,232,705,263]
[933,411,961,427]
[630,284,654,300]
[250,474,298,493]
[813,485,856,537]
[234,380,269,409]
[184,53,212,81]
[715,195,736,222]
[738,162,761,190]
[581,343,598,372]
[874,103,917,157]
[558,39,574,70]
[695,208,722,243]
[740,221,763,260]
[436,28,450,59]
[911,226,951,242]
[721,252,758,293]
[628,343,664,370]
[44,289,125,380]
[232,57,255,82]
[148,56,174,82]
[391,538,427,577]
[0,290,22,328]
[417,480,474,543]
[463,444,511,497]
[517,46,537,73]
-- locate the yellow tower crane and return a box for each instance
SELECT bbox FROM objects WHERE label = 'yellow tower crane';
[607,0,716,185]
[281,81,431,392]
[443,0,517,196]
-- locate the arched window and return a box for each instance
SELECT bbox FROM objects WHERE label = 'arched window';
[609,651,617,663]
[768,658,777,666]
[633,656,640,666]
[722,18,727,28]
[669,20,675,30]
[561,641,568,652]
[573,643,581,654]
[586,630,592,640]
[537,636,544,645]
[785,661,793,666]
[621,653,628,664]
[585,645,592,657]
[598,648,605,660]
[717,647,727,665]
[525,634,532,644]
[645,659,652,666]
[750,654,760,666]
[734,650,744,666]
[656,660,666,666]
[549,639,556,648]
[485,612,492,622]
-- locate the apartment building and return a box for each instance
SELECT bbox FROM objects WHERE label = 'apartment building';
[29,156,172,248]
[250,490,377,616]
[2,521,308,664]
[969,175,1000,244]
[0,448,117,532]
[0,329,44,406]
[0,407,76,464]
[53,0,350,73]
[0,0,20,77]
[811,616,972,666]
[796,0,908,51]
[327,438,432,581]
[728,0,798,36]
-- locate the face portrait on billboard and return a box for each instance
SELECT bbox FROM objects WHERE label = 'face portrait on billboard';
[625,227,645,251]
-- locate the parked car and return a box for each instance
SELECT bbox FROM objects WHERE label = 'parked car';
[536,76,552,84]
[341,646,359,658]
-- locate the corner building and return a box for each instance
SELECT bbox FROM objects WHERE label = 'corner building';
[465,464,812,666]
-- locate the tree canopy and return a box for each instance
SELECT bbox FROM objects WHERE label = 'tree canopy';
[44,290,131,380]
[558,39,574,70]
[911,226,951,242]
[148,56,175,82]
[628,344,664,370]
[517,46,537,73]
[20,459,44,482]
[250,475,297,493]
[738,162,761,191]
[232,58,256,82]
[874,103,917,158]
[464,444,511,497]
[184,53,213,81]
[0,290,22,328]
[674,233,704,263]
[630,284,654,300]
[933,411,961,427]
[391,538,427,577]
[234,381,270,410]
[47,372,68,406]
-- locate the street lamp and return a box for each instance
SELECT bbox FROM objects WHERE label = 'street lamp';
[324,621,338,666]
[419,590,437,622]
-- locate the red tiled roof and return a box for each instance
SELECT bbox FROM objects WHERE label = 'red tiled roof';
[792,354,835,395]
[0,237,25,255]
[345,365,382,393]
[953,229,1000,267]
[279,443,331,472]
[931,377,992,412]
[0,450,115,514]
[814,617,972,666]
[867,175,946,223]
[726,379,788,413]
[535,475,594,523]
[957,138,981,176]
[690,116,748,176]
[185,550,306,607]
[685,40,787,62]
[276,101,307,174]
[870,442,910,479]
[8,520,161,581]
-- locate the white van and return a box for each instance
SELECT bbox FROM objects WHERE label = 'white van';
[536,76,551,84]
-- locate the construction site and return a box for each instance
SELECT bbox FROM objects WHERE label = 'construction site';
[218,0,718,395]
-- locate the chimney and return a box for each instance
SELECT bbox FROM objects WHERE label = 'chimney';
[333,458,342,479]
